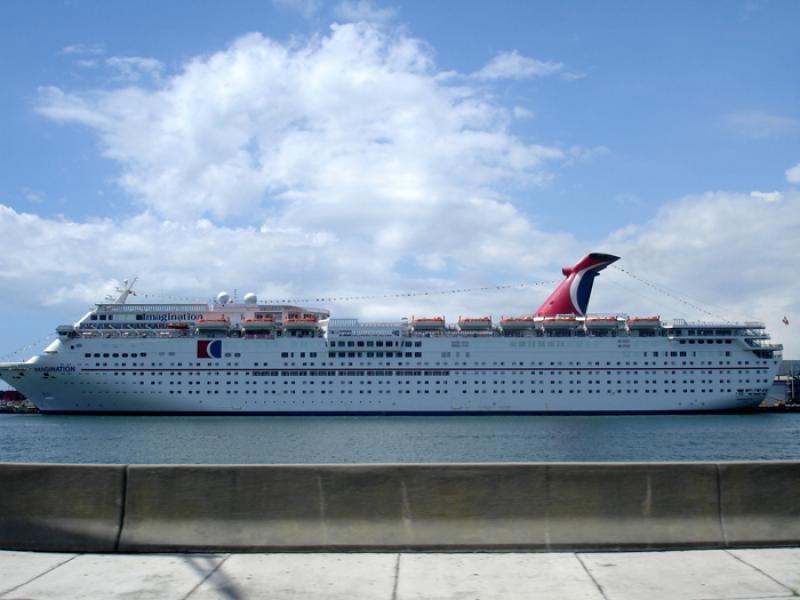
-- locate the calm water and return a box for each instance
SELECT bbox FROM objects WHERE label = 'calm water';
[1,413,799,463]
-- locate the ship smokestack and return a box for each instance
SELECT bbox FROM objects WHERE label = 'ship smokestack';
[534,253,619,317]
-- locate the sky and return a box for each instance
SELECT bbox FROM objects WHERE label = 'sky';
[0,0,799,365]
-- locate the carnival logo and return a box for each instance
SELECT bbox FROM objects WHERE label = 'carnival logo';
[197,340,222,359]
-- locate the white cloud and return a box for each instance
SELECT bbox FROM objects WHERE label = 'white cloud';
[0,203,576,323]
[566,145,609,163]
[59,43,106,56]
[750,191,782,203]
[22,187,45,204]
[786,162,800,184]
[334,0,397,23]
[722,110,799,139]
[105,56,163,82]
[36,25,567,229]
[475,50,563,80]
[512,106,534,119]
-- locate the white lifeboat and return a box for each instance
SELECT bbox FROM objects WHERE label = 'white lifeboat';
[412,316,446,331]
[241,316,275,332]
[500,316,536,331]
[458,316,492,331]
[627,316,661,329]
[284,315,320,330]
[195,316,230,331]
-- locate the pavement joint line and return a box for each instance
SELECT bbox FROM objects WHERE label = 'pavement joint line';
[390,553,401,600]
[724,550,800,597]
[0,553,78,598]
[574,553,610,600]
[181,553,232,600]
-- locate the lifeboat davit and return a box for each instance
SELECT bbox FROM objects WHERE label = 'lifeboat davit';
[585,316,622,329]
[627,316,661,329]
[412,316,446,331]
[500,316,536,331]
[284,316,320,330]
[241,316,275,332]
[539,315,579,329]
[195,316,230,331]
[458,316,492,331]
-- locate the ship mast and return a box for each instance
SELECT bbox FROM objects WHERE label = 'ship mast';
[111,277,138,305]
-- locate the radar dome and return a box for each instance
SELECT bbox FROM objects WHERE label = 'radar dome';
[216,291,230,305]
[243,293,258,304]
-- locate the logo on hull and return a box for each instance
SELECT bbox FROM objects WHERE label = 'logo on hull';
[197,340,222,359]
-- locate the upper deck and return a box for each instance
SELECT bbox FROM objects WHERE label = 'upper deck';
[57,308,781,353]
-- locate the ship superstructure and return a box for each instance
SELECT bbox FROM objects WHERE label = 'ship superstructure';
[0,254,782,414]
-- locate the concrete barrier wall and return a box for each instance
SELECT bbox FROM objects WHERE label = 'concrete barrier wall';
[0,463,125,552]
[1,462,798,552]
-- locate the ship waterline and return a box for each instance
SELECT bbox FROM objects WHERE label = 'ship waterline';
[0,253,782,414]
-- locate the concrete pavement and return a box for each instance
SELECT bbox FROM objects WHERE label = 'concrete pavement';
[1,548,799,599]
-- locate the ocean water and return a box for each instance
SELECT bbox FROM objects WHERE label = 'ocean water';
[1,413,799,464]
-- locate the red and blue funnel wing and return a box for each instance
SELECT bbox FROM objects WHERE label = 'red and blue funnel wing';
[534,253,619,317]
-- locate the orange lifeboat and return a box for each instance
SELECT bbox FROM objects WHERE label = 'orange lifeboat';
[458,316,492,331]
[585,316,621,329]
[412,316,446,331]
[241,315,275,332]
[500,316,536,331]
[166,321,190,330]
[627,316,661,329]
[195,316,230,331]
[540,315,579,329]
[284,315,320,330]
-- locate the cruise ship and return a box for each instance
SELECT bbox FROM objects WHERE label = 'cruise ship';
[0,253,783,414]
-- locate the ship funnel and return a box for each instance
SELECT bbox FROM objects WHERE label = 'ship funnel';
[534,253,619,317]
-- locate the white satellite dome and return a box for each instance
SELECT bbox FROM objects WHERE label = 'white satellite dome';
[243,293,258,304]
[216,291,231,305]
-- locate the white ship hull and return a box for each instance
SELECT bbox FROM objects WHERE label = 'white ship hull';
[0,332,779,414]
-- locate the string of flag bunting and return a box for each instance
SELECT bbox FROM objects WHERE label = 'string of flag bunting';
[610,265,731,322]
[258,280,559,305]
[138,280,559,306]
[0,332,57,362]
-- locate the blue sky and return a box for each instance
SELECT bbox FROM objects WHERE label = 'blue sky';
[0,0,799,365]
